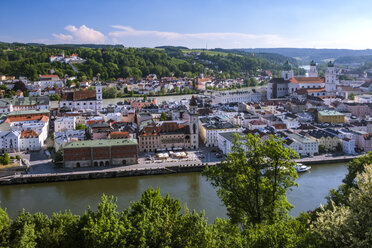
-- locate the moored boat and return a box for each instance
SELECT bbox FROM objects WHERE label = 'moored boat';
[295,163,311,173]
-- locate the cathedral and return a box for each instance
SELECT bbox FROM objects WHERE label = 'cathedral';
[267,61,337,100]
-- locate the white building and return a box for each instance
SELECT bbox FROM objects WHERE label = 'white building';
[19,130,43,151]
[199,116,243,147]
[0,131,20,153]
[59,84,103,113]
[54,116,76,132]
[214,90,262,104]
[285,132,319,157]
[218,132,246,155]
[54,129,86,152]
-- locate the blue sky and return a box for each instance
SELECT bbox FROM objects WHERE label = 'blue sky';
[1,0,372,49]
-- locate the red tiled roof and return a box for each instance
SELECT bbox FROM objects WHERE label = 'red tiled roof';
[6,115,49,123]
[290,77,324,84]
[20,130,40,138]
[61,90,96,101]
[41,75,59,78]
[140,122,190,136]
[110,131,130,139]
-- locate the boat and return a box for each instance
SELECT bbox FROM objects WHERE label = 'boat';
[295,163,311,173]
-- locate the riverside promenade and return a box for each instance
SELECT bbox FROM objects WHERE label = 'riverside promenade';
[0,153,358,185]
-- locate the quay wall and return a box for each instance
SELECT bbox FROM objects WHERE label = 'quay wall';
[0,156,356,185]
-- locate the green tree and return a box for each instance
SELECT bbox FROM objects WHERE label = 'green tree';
[75,123,86,130]
[348,93,355,100]
[1,153,10,165]
[203,134,299,226]
[143,94,148,101]
[327,151,372,206]
[318,145,326,154]
[80,195,130,248]
[0,206,10,247]
[311,165,372,247]
[160,112,168,121]
[53,148,63,167]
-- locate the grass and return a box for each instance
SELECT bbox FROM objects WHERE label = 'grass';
[0,162,20,171]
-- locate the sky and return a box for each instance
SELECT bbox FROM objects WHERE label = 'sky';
[1,0,372,49]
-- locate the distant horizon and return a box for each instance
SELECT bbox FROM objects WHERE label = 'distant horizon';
[2,41,372,51]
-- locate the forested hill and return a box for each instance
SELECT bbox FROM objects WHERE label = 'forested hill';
[240,48,372,63]
[0,42,300,81]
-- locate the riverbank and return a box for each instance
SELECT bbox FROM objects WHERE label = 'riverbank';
[0,155,356,185]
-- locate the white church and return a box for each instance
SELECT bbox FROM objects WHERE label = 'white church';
[267,61,337,100]
[59,83,103,113]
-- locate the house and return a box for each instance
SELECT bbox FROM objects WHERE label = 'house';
[285,132,319,156]
[199,116,242,147]
[54,116,76,132]
[138,122,192,152]
[307,129,341,151]
[54,130,85,152]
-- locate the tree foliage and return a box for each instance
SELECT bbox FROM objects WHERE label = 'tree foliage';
[203,134,299,226]
[311,165,372,247]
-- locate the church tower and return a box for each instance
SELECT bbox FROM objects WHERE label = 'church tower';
[308,60,318,77]
[189,96,199,149]
[281,60,294,80]
[96,83,103,112]
[325,61,337,94]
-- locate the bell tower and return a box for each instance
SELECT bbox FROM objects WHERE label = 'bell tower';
[281,60,294,80]
[189,96,199,149]
[325,61,336,94]
[309,60,318,77]
[96,82,103,112]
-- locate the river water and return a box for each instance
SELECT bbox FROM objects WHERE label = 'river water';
[0,163,347,220]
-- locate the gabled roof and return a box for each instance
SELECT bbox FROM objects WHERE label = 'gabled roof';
[290,77,324,84]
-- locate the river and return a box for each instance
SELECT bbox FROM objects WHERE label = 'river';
[0,163,347,220]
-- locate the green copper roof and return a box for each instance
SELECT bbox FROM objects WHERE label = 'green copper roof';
[8,109,50,116]
[63,138,138,149]
[310,60,316,66]
[327,61,334,67]
[283,60,292,70]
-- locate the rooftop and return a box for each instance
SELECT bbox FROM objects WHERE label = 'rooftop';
[63,138,138,149]
[318,110,344,116]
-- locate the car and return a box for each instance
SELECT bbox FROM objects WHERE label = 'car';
[145,157,151,161]
[198,155,205,159]
[215,153,222,158]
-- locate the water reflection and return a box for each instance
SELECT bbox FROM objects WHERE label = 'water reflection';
[0,163,347,220]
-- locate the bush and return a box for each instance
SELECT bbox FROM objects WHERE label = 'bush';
[10,156,15,159]
[15,155,21,159]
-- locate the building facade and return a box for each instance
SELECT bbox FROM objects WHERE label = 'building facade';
[63,139,138,168]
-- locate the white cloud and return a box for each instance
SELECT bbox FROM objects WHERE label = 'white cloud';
[108,25,295,48]
[52,33,73,41]
[53,25,105,43]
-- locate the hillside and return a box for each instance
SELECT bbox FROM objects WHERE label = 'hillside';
[240,48,372,64]
[0,43,301,81]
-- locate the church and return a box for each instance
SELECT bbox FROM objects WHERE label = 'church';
[59,83,103,113]
[267,61,337,100]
